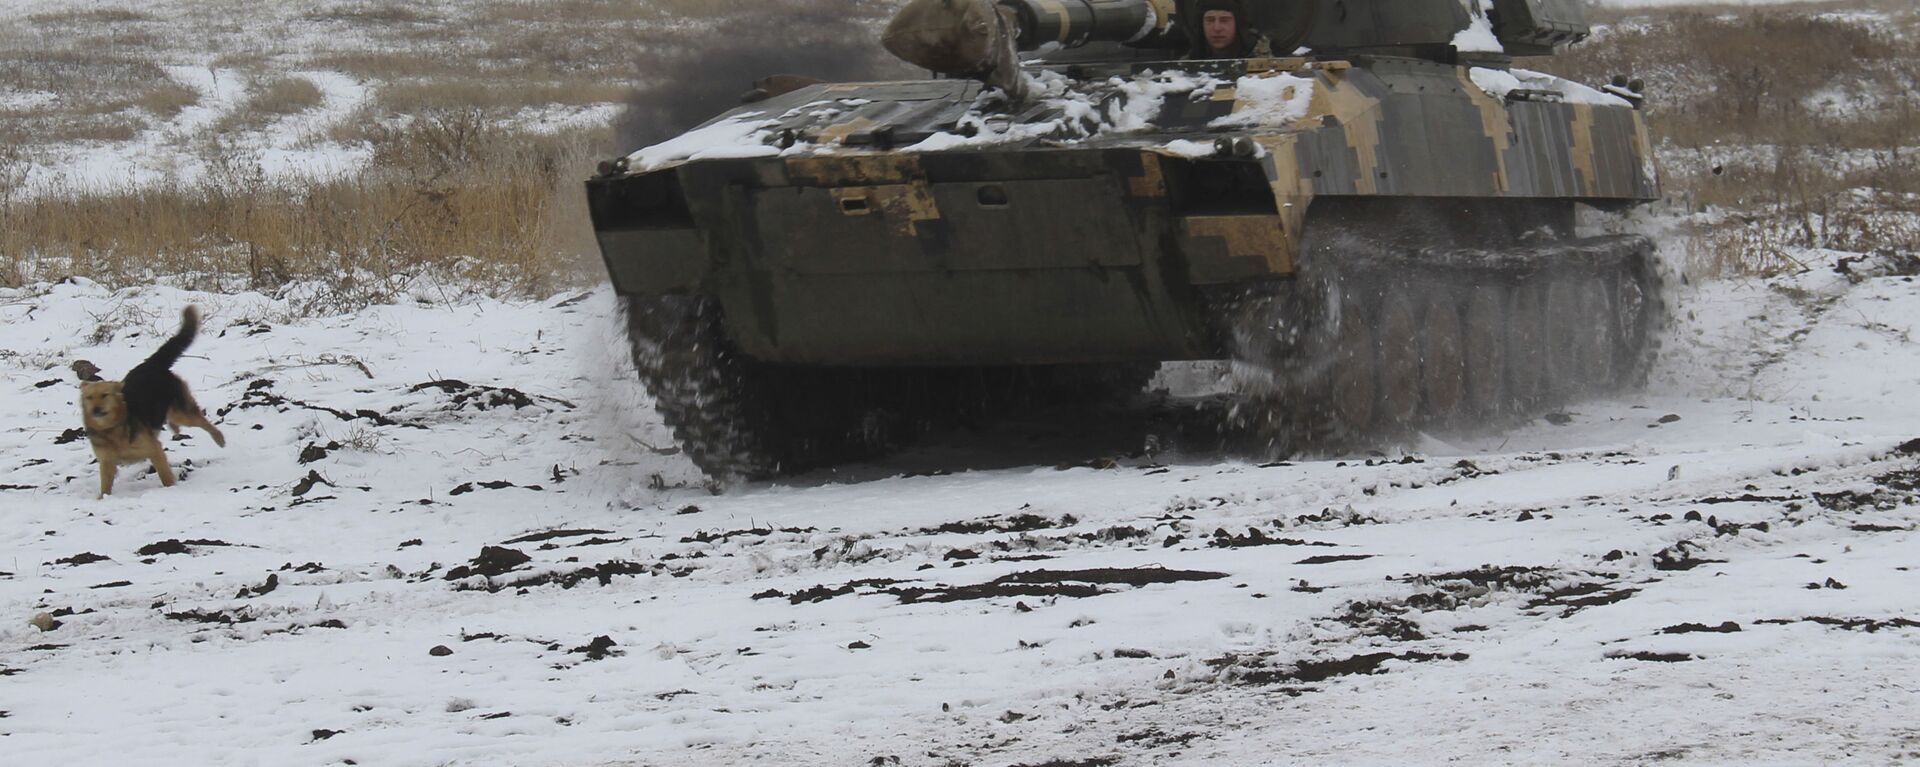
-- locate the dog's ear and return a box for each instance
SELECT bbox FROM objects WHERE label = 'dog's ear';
[72,360,103,382]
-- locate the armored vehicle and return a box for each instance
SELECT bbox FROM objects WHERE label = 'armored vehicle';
[588,0,1664,480]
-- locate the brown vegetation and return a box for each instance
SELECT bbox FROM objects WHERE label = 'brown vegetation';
[1539,4,1920,276]
[214,76,326,134]
[0,112,604,305]
[1,0,1913,297]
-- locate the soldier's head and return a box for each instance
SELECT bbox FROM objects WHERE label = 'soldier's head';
[1196,0,1246,56]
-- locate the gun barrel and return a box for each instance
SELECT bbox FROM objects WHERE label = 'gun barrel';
[883,0,1176,86]
[1005,0,1171,50]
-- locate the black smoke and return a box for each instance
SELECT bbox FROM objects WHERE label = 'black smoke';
[612,0,912,150]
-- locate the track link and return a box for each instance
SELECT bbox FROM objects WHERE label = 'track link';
[623,296,1159,481]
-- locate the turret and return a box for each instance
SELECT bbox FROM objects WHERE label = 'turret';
[883,0,1180,100]
[883,0,1593,99]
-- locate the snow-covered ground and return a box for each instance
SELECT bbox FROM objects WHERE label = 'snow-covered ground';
[3,237,1919,765]
[21,67,375,193]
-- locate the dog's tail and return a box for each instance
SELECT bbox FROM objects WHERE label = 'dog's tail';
[135,306,199,374]
[122,306,200,434]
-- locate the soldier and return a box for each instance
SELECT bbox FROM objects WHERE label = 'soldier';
[1190,0,1274,59]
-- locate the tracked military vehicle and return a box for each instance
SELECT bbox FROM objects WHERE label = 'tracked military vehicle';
[588,0,1664,480]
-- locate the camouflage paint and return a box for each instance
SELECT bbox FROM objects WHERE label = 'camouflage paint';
[588,55,1660,364]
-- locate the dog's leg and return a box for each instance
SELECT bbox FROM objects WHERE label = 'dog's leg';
[172,393,227,448]
[173,410,226,447]
[98,461,117,498]
[146,437,177,487]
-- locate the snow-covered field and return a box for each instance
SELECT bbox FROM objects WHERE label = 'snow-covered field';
[3,236,1919,765]
[2,0,1916,763]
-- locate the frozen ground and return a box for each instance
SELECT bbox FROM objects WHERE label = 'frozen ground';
[2,238,1919,765]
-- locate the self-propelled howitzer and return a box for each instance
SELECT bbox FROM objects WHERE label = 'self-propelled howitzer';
[587,0,1664,480]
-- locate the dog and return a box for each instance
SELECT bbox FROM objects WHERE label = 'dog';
[79,306,226,498]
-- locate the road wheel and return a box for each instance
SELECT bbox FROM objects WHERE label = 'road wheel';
[1321,291,1379,435]
[1462,285,1508,417]
[1375,286,1421,429]
[1507,282,1548,409]
[1419,288,1467,426]
[1543,279,1589,400]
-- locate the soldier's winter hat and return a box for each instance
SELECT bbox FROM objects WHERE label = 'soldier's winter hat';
[1195,0,1248,17]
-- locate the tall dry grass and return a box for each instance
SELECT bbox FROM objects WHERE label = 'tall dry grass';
[3,0,1912,297]
[1538,6,1920,276]
[0,112,605,306]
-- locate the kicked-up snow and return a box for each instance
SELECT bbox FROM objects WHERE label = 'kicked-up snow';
[3,240,1920,765]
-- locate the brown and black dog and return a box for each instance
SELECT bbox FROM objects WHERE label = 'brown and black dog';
[79,306,226,498]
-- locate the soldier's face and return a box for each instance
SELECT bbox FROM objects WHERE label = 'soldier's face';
[1203,11,1237,51]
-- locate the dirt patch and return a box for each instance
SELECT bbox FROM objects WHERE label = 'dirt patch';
[219,378,415,428]
[681,526,816,545]
[1290,507,1382,527]
[502,528,611,545]
[891,567,1225,604]
[291,470,334,497]
[1116,727,1200,748]
[920,513,1077,535]
[1696,493,1798,505]
[1660,621,1742,634]
[1527,582,1640,617]
[568,635,620,661]
[236,574,280,598]
[1208,528,1336,549]
[1325,567,1632,642]
[1009,759,1118,767]
[1331,600,1429,641]
[442,546,532,580]
[410,379,572,411]
[450,480,541,495]
[1295,554,1375,565]
[165,607,255,624]
[298,441,339,464]
[1218,650,1469,686]
[55,427,86,445]
[1607,651,1694,662]
[1813,467,1920,511]
[51,552,110,566]
[136,538,236,556]
[777,568,1225,606]
[1757,616,1920,632]
[1652,541,1725,571]
[467,561,672,592]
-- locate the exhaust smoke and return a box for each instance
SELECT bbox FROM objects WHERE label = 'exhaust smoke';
[613,1,911,150]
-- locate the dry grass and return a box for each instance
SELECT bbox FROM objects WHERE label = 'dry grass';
[0,47,198,145]
[23,7,157,25]
[214,75,325,134]
[1539,5,1920,277]
[0,115,605,303]
[1545,11,1917,149]
[6,0,1908,298]
[299,2,440,26]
